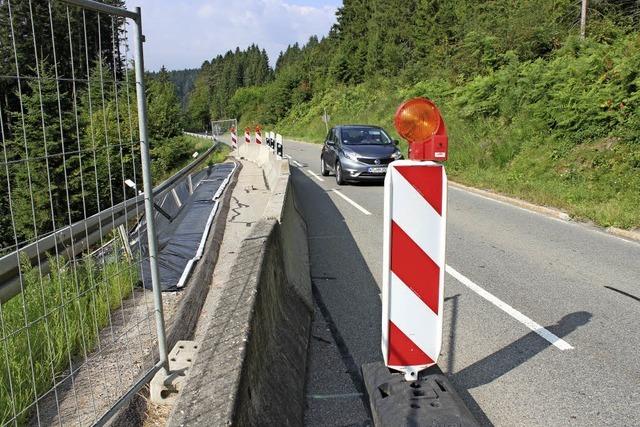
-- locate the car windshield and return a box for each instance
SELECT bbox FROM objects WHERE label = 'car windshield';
[341,127,392,145]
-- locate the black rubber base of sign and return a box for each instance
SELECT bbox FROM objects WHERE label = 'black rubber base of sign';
[362,362,479,427]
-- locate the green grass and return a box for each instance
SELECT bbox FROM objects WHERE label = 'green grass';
[154,135,231,183]
[0,237,138,425]
[206,143,232,167]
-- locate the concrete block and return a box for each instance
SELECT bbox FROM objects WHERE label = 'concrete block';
[150,341,198,405]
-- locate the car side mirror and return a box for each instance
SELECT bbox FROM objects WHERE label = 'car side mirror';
[327,140,335,146]
[393,139,399,146]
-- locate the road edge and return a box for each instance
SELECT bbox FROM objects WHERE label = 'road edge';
[448,181,640,243]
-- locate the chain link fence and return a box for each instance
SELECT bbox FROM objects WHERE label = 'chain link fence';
[210,118,237,137]
[0,1,169,425]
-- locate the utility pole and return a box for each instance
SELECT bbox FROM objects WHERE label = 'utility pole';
[322,107,329,134]
[580,0,588,40]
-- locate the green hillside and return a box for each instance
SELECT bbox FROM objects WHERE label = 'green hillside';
[150,67,199,109]
[187,0,640,229]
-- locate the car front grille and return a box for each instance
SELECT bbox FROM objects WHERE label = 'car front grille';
[357,157,393,165]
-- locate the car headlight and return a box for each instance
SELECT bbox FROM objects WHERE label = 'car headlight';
[391,151,403,159]
[343,150,358,161]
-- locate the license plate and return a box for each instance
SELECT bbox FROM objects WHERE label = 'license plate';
[368,166,387,174]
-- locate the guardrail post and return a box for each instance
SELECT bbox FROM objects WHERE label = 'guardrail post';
[133,7,170,377]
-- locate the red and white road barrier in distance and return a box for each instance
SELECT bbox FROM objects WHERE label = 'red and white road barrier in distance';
[230,127,238,148]
[244,128,251,144]
[382,162,447,380]
[255,127,262,145]
[381,97,449,381]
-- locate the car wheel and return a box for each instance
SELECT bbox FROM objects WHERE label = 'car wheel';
[335,161,345,185]
[321,157,329,176]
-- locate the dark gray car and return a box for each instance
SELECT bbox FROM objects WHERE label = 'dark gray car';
[320,125,403,184]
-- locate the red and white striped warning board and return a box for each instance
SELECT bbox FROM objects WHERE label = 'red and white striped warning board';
[244,128,250,144]
[381,160,447,380]
[231,127,237,148]
[255,128,262,145]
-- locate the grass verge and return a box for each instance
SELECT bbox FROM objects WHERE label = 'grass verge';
[154,135,231,184]
[0,237,138,425]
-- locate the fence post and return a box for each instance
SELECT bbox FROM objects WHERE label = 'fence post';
[132,7,170,377]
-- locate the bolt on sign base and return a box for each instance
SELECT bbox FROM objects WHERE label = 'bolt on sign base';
[362,362,479,427]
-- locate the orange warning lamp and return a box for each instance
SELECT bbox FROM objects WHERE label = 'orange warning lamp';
[394,97,448,162]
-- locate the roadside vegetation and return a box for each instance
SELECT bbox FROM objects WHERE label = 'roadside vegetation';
[186,0,640,229]
[0,3,223,423]
[0,238,138,425]
[159,134,231,183]
[0,70,222,424]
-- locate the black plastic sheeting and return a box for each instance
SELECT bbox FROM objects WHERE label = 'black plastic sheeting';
[132,162,236,291]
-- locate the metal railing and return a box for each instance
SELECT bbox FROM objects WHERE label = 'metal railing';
[0,138,221,303]
[0,1,172,425]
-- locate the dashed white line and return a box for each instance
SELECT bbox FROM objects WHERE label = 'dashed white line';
[331,189,372,216]
[307,170,325,182]
[445,265,574,351]
[292,159,304,167]
[307,393,363,400]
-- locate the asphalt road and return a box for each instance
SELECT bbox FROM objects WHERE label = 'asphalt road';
[283,139,640,426]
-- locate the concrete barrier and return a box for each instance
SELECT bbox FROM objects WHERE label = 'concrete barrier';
[169,135,312,426]
[245,139,311,308]
[237,137,286,191]
[264,160,312,310]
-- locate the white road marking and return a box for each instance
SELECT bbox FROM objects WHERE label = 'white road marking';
[292,159,304,167]
[307,170,325,182]
[332,189,372,216]
[284,142,583,351]
[445,265,574,351]
[284,154,292,159]
[307,393,363,400]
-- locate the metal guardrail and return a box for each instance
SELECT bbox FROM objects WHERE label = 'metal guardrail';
[0,139,220,303]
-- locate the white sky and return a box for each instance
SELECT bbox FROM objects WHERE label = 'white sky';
[127,0,340,71]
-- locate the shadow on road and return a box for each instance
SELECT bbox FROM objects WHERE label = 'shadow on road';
[453,311,591,390]
[292,167,497,426]
[449,310,592,426]
[442,296,591,426]
[344,180,385,187]
[292,167,380,424]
